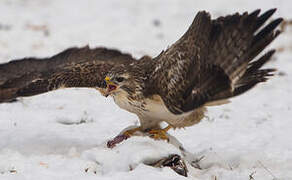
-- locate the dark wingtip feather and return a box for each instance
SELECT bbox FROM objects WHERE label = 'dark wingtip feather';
[255,8,277,30]
[244,9,261,25]
[249,9,261,18]
[233,68,276,97]
[234,47,278,97]
[274,29,282,37]
[0,88,18,103]
[247,49,276,73]
[253,18,283,44]
[233,81,258,96]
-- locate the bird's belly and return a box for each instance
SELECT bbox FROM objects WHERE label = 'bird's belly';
[144,97,186,120]
[112,93,206,128]
[143,95,206,128]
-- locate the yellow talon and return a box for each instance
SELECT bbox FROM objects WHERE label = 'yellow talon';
[123,127,142,137]
[121,125,173,141]
[148,125,172,141]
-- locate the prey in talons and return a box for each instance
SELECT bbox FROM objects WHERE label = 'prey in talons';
[107,125,173,148]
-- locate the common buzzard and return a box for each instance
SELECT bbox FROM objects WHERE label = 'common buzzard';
[0,9,283,147]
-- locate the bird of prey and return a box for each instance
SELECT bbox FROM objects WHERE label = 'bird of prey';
[0,9,283,147]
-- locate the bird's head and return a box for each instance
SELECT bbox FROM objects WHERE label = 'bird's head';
[103,73,128,97]
[103,66,141,98]
[101,62,148,98]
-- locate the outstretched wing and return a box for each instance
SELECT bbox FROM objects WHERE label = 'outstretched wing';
[0,46,136,102]
[151,9,282,114]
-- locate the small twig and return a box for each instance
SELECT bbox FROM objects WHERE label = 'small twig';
[249,171,256,180]
[257,160,278,180]
[212,151,233,170]
[191,155,205,169]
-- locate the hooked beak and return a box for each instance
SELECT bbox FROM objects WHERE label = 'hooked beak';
[104,76,117,97]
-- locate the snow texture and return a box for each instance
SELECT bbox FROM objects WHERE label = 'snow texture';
[0,0,292,179]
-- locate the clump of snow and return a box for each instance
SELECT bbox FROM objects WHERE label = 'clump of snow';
[1,0,292,180]
[0,137,187,180]
[82,137,181,174]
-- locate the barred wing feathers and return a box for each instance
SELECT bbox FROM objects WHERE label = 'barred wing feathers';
[0,46,136,102]
[152,9,282,114]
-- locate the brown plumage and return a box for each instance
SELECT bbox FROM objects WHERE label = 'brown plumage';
[0,9,283,141]
[0,46,136,101]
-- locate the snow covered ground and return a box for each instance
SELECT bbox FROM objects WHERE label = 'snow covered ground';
[0,0,292,179]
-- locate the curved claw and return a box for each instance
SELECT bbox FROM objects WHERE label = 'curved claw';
[147,125,172,141]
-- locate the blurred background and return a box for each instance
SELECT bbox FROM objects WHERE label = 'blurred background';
[0,0,291,61]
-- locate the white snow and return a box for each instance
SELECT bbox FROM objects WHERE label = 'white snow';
[0,0,292,179]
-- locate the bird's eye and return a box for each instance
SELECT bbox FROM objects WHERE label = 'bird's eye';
[116,77,124,82]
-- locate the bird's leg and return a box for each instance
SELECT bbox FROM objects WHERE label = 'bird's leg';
[107,127,142,148]
[147,125,173,141]
[123,127,143,137]
[107,125,172,148]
